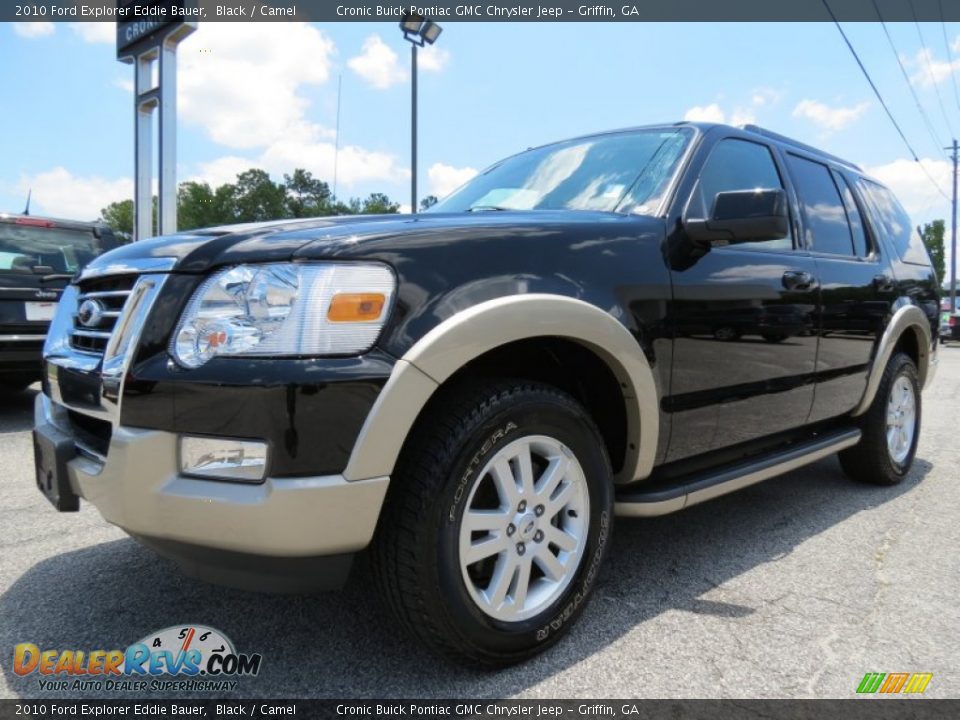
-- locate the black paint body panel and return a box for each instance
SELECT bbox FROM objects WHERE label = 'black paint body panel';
[66,122,938,482]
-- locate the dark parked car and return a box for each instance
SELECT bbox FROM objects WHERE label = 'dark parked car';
[0,213,118,391]
[33,123,939,667]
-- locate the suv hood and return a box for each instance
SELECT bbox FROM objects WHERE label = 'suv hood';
[79,211,648,276]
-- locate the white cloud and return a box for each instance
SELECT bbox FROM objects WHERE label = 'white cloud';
[792,99,870,132]
[189,156,256,189]
[751,87,783,106]
[419,45,451,73]
[114,78,134,93]
[683,103,725,123]
[906,47,960,89]
[178,23,335,149]
[683,103,755,126]
[70,22,113,44]
[16,168,132,220]
[428,163,478,198]
[348,35,407,89]
[864,157,952,219]
[178,25,407,194]
[13,22,54,38]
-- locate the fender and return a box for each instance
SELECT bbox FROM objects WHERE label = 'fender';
[851,303,934,417]
[342,294,660,485]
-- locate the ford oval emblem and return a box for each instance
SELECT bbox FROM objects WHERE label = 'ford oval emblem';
[77,298,104,328]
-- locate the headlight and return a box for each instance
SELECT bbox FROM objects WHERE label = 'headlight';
[172,262,395,368]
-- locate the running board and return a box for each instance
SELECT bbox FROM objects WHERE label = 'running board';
[615,428,862,517]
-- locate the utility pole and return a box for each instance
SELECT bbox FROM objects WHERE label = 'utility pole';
[950,140,958,312]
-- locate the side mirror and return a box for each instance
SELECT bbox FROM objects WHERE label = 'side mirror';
[684,188,790,246]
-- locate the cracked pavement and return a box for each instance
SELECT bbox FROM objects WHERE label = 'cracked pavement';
[1,349,958,699]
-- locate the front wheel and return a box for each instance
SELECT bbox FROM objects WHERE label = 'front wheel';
[839,352,920,485]
[372,381,613,667]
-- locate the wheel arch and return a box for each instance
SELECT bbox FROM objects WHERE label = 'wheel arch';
[342,294,659,485]
[852,303,933,417]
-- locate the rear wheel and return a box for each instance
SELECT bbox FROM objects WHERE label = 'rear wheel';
[839,352,920,486]
[372,380,613,667]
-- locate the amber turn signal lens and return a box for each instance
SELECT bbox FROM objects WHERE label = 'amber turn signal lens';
[327,293,386,322]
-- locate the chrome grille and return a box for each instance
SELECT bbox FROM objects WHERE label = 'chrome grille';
[69,275,137,356]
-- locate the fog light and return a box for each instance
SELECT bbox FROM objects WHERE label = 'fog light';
[179,436,268,482]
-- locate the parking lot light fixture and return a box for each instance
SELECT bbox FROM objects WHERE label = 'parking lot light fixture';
[399,14,443,214]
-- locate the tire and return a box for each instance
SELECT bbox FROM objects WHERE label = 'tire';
[713,326,741,341]
[839,352,920,486]
[761,332,787,343]
[371,380,613,668]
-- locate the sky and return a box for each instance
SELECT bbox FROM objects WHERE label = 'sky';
[1,20,960,271]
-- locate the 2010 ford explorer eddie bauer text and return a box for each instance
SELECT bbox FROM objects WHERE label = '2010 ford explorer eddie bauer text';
[33,123,939,667]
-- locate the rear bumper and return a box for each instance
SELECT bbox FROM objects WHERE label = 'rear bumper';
[0,333,44,375]
[36,394,389,591]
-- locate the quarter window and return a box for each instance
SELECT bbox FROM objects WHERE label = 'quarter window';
[858,179,931,265]
[834,173,869,258]
[692,138,792,251]
[787,155,855,255]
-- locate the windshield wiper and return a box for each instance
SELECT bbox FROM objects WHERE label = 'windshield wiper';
[467,205,512,212]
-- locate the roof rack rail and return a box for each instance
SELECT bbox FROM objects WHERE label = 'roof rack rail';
[740,124,863,172]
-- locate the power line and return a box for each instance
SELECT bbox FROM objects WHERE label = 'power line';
[939,0,960,115]
[910,0,956,138]
[872,0,946,155]
[821,0,951,202]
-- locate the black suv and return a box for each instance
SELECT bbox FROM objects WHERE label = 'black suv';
[33,124,939,667]
[1,213,118,391]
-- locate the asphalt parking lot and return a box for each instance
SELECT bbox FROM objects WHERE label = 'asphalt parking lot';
[1,350,958,700]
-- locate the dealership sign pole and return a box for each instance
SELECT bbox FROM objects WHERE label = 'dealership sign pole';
[116,2,195,241]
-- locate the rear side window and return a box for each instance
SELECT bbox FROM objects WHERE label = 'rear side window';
[691,138,792,251]
[857,179,931,265]
[0,223,103,274]
[834,173,869,258]
[786,154,854,255]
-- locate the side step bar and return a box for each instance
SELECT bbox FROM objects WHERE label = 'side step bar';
[615,427,862,517]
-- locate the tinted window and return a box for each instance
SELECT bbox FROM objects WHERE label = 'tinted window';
[858,179,932,265]
[692,138,792,251]
[0,223,104,274]
[430,128,692,214]
[787,155,854,255]
[834,173,869,257]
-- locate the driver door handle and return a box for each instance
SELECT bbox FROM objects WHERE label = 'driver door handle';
[782,270,817,291]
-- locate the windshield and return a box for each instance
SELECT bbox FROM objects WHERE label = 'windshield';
[429,128,693,215]
[0,223,106,274]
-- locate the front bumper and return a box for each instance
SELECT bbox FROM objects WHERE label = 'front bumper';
[36,394,389,591]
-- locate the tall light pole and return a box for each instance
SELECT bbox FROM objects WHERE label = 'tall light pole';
[399,14,443,214]
[948,139,958,312]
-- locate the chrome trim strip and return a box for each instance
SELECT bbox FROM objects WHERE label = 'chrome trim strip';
[78,290,134,300]
[615,429,862,517]
[0,334,46,342]
[70,329,112,339]
[76,256,176,283]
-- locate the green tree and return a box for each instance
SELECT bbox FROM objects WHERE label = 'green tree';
[920,219,946,284]
[419,195,438,211]
[99,199,134,235]
[360,192,401,214]
[231,169,289,223]
[177,181,235,230]
[284,169,332,217]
